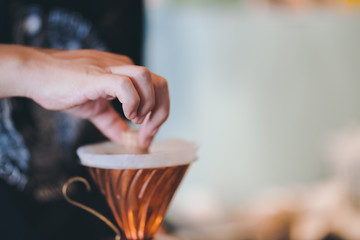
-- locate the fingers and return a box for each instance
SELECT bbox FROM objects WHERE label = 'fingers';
[89,101,129,144]
[108,65,155,124]
[102,74,141,121]
[38,48,168,146]
[67,99,129,144]
[88,68,169,147]
[139,73,170,148]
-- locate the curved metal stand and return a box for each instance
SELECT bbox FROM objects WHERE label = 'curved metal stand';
[62,177,121,240]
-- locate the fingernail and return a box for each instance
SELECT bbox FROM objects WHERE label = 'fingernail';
[151,128,159,136]
[137,116,145,124]
[144,138,152,147]
[129,112,136,120]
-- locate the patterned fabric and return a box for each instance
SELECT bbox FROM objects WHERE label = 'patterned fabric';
[13,4,107,50]
[0,99,29,189]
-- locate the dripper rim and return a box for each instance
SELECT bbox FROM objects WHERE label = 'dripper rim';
[77,139,198,169]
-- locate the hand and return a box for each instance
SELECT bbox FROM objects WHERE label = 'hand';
[5,46,169,147]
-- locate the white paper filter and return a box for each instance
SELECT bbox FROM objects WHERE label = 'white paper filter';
[77,139,198,169]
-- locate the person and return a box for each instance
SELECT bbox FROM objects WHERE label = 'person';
[0,0,169,239]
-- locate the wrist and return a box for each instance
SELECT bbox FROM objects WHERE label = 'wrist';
[0,46,25,97]
[0,45,51,99]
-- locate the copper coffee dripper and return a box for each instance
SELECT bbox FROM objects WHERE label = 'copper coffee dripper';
[62,131,197,240]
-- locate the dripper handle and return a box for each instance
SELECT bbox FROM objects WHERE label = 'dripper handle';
[62,177,121,240]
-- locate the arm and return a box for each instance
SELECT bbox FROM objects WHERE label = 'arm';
[0,44,169,147]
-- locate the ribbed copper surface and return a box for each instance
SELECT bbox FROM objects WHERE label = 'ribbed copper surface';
[89,165,189,240]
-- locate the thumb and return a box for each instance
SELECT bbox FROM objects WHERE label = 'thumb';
[67,99,129,144]
[89,103,129,144]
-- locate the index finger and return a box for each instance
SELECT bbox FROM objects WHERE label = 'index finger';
[139,73,170,147]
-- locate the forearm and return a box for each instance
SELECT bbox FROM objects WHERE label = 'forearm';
[0,44,47,98]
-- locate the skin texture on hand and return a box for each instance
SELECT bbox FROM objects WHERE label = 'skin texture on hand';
[0,44,170,148]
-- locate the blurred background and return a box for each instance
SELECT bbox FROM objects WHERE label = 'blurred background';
[143,0,360,239]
